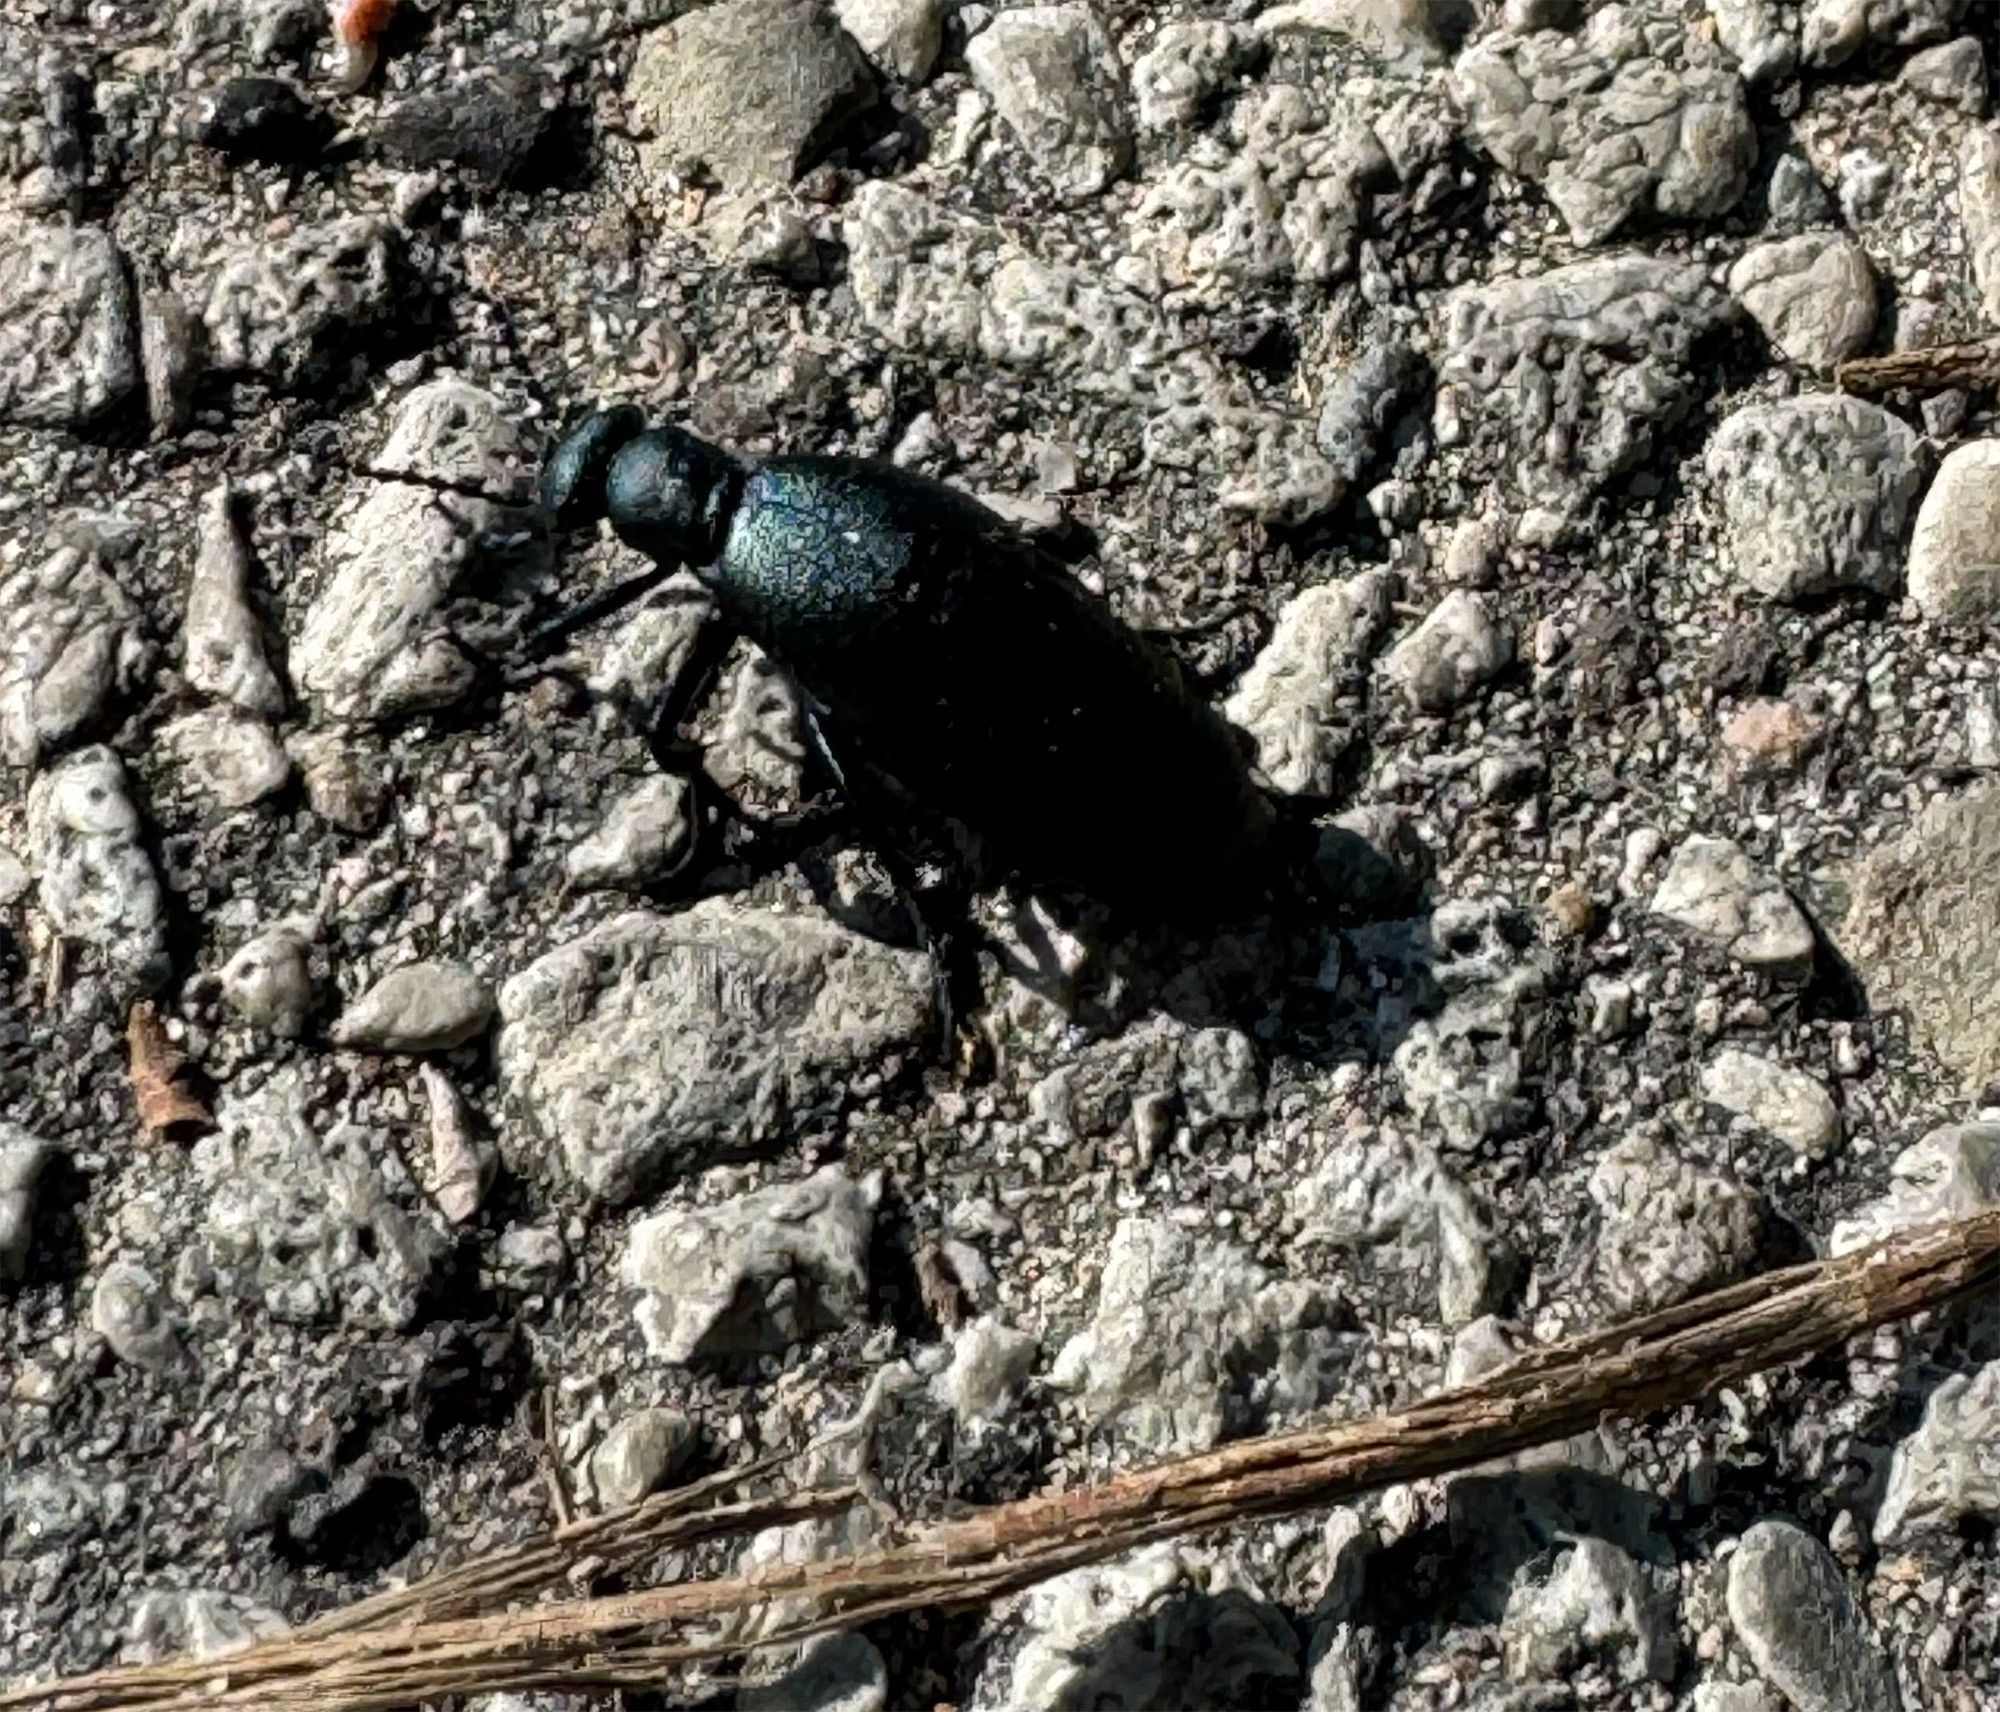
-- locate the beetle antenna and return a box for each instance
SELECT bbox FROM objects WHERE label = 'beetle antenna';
[345,461,535,507]
[518,563,684,656]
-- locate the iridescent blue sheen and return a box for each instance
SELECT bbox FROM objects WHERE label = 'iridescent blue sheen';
[711,463,918,647]
[544,409,1283,918]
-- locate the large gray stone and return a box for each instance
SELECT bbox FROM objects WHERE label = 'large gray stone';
[1900,36,1987,112]
[293,378,529,720]
[1709,0,1798,80]
[200,216,393,385]
[372,68,555,184]
[1315,340,1429,481]
[26,746,168,996]
[1455,10,1755,246]
[219,924,316,1037]
[1223,570,1396,796]
[590,1407,697,1509]
[158,706,290,809]
[1290,1129,1511,1325]
[1588,1132,1771,1315]
[1699,1049,1841,1159]
[1874,1360,2000,1543]
[1137,84,1388,290]
[935,1316,1039,1423]
[193,1065,445,1328]
[0,218,135,426]
[1129,21,1253,131]
[1502,1537,1677,1686]
[184,482,284,716]
[1726,1520,1898,1712]
[564,775,696,891]
[0,535,146,768]
[90,1261,185,1373]
[629,0,876,192]
[739,1634,887,1712]
[331,960,494,1053]
[1049,1217,1348,1453]
[1704,395,1920,603]
[1433,254,1736,505]
[497,902,933,1204]
[1725,234,1876,373]
[172,0,319,64]
[1385,896,1547,1151]
[1651,834,1813,981]
[969,1544,1300,1712]
[1907,440,2000,622]
[623,1166,875,1364]
[845,181,1337,524]
[123,1590,287,1664]
[1382,590,1511,712]
[1829,1122,2000,1254]
[1840,786,2000,1084]
[1961,126,2000,322]
[834,0,944,81]
[966,4,1132,203]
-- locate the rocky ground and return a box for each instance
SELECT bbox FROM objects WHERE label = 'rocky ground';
[5,0,2000,1706]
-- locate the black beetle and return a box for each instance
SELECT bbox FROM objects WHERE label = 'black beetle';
[537,405,1286,937]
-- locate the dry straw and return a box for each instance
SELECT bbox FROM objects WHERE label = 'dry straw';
[9,1206,1999,1712]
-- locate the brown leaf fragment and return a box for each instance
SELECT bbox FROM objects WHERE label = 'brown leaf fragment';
[127,1001,214,1140]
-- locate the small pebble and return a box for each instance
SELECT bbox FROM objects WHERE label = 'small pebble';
[332,961,495,1053]
[220,925,316,1037]
[590,1407,696,1509]
[91,1263,186,1372]
[0,1127,52,1285]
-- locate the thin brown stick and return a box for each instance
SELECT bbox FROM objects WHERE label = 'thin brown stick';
[1837,340,2000,396]
[9,1208,2000,1712]
[298,1460,857,1639]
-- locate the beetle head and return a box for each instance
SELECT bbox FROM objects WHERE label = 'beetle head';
[603,425,740,570]
[541,409,740,571]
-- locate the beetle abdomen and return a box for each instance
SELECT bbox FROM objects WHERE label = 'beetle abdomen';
[713,457,1280,915]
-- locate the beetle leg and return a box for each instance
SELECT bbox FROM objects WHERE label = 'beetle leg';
[520,564,686,658]
[625,611,735,879]
[805,715,984,1060]
[645,612,737,774]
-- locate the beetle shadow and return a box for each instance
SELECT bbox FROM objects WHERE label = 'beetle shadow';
[760,775,1450,1073]
[978,840,1447,1073]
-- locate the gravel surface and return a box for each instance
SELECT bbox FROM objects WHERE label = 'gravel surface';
[4,1,2000,1708]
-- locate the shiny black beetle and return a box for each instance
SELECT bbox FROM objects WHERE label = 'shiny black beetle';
[537,405,1285,928]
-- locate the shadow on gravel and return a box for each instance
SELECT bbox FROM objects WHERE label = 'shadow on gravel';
[278,1470,427,1577]
[1367,1465,1671,1630]
[20,1146,93,1292]
[951,1584,1305,1712]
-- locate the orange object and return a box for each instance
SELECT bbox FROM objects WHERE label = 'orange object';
[330,0,394,87]
[331,0,394,44]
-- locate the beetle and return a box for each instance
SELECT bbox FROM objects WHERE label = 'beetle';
[536,405,1291,1002]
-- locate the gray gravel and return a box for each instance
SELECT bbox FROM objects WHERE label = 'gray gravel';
[8,0,2000,1704]
[1726,1519,1901,1712]
[1704,393,1920,602]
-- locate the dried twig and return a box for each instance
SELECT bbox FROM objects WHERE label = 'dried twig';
[1837,340,2000,396]
[8,1208,2000,1712]
[298,1458,857,1640]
